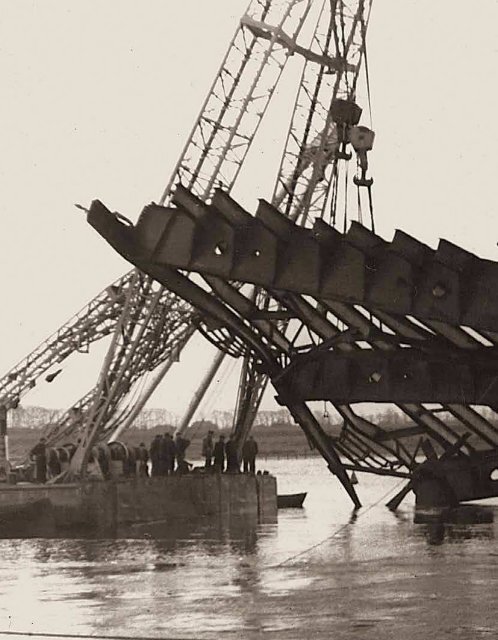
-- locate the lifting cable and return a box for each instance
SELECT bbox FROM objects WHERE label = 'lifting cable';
[356,172,363,226]
[343,160,350,233]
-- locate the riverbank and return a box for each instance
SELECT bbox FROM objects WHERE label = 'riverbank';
[7,423,330,464]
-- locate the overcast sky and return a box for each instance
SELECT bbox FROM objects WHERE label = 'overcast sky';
[2,0,498,416]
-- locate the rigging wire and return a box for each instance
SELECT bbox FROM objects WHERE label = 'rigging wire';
[197,356,239,424]
[329,158,339,227]
[109,370,151,430]
[343,160,350,233]
[362,2,375,232]
[363,36,374,129]
[363,0,375,129]
[359,12,374,129]
[338,2,351,96]
[367,184,375,233]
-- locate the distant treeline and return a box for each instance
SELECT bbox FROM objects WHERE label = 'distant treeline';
[9,406,296,430]
[8,405,498,464]
[7,420,335,463]
[14,404,498,432]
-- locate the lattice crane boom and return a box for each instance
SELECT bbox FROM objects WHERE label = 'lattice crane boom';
[62,0,324,471]
[1,0,313,448]
[5,0,375,491]
[80,0,375,502]
[231,0,372,452]
[71,0,374,477]
[43,287,196,448]
[274,0,372,223]
[160,0,316,205]
[0,271,135,411]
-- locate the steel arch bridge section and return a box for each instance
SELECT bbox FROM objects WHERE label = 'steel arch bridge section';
[86,187,498,504]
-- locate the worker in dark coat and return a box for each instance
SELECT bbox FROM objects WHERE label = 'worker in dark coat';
[149,434,162,477]
[242,435,259,474]
[30,437,47,483]
[202,430,214,469]
[123,445,136,477]
[137,443,149,477]
[47,448,61,479]
[163,433,176,474]
[213,435,225,472]
[225,438,239,473]
[174,433,190,470]
[158,435,167,475]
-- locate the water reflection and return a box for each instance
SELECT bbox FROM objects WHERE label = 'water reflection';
[421,522,495,546]
[0,458,496,640]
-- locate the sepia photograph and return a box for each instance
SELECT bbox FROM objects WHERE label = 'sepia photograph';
[1,1,497,638]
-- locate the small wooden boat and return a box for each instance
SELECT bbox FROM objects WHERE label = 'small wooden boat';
[277,492,307,508]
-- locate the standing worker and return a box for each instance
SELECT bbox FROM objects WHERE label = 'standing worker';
[202,430,214,469]
[242,435,259,474]
[213,434,225,472]
[149,434,162,477]
[225,438,239,473]
[163,433,176,475]
[137,442,149,477]
[174,433,190,470]
[47,448,61,480]
[30,437,47,483]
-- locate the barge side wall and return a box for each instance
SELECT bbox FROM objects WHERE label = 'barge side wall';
[0,474,277,532]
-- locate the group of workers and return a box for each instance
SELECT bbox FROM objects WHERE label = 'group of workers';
[28,430,260,483]
[202,431,259,474]
[147,432,191,477]
[144,430,259,475]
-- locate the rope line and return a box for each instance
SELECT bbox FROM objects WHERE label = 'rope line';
[0,631,197,640]
[270,476,407,568]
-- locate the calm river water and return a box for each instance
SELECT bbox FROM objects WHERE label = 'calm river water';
[0,457,496,640]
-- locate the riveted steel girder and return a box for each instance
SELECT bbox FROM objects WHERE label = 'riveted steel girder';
[105,187,498,335]
[87,189,498,503]
[278,348,498,405]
